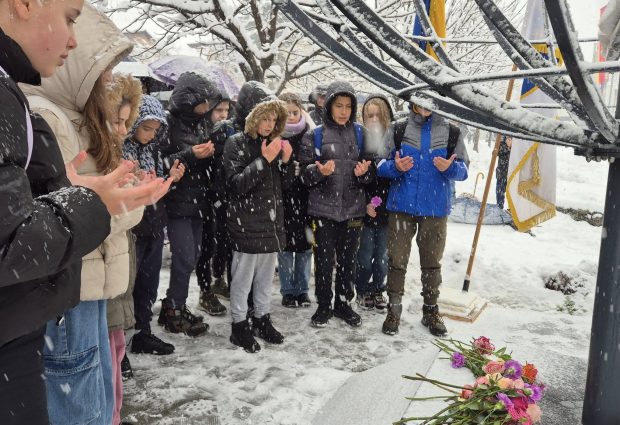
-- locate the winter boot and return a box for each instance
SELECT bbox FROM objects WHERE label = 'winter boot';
[199,289,227,316]
[356,293,375,310]
[252,314,285,344]
[421,304,448,336]
[130,329,175,355]
[160,301,209,337]
[121,354,133,381]
[373,291,388,311]
[212,276,230,299]
[382,303,402,335]
[158,299,204,325]
[311,304,333,328]
[296,293,312,307]
[230,320,261,353]
[333,301,362,327]
[281,294,297,308]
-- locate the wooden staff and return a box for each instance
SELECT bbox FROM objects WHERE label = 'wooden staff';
[462,65,517,292]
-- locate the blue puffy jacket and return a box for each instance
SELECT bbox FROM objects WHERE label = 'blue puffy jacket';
[377,112,468,217]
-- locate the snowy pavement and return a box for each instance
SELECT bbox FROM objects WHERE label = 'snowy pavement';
[121,142,605,424]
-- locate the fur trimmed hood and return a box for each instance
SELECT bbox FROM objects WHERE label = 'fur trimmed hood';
[244,99,288,140]
[107,74,142,132]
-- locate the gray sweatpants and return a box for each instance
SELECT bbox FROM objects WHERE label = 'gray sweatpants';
[230,251,278,323]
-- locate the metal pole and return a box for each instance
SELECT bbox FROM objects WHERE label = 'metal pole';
[462,65,517,292]
[582,84,620,424]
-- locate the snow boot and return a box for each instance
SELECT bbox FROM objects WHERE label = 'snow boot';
[382,303,402,335]
[160,301,209,337]
[230,320,261,353]
[374,291,388,311]
[333,301,362,327]
[121,354,133,381]
[212,276,230,299]
[158,299,204,325]
[311,304,333,328]
[130,329,175,355]
[421,304,448,336]
[252,314,284,344]
[296,293,312,307]
[199,289,227,316]
[281,294,297,308]
[356,293,375,310]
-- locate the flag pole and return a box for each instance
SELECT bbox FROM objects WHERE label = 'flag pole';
[462,65,517,292]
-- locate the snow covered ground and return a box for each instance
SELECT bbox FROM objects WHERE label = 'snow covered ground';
[121,141,607,424]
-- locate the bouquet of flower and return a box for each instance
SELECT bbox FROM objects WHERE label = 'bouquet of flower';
[396,337,544,425]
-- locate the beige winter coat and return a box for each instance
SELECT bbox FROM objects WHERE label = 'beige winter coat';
[21,4,142,301]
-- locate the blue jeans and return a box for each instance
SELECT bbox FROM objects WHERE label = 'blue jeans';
[278,250,312,296]
[355,224,388,295]
[43,300,113,425]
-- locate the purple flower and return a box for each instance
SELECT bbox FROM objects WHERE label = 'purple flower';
[503,360,523,380]
[524,383,543,402]
[370,196,383,208]
[451,352,466,368]
[496,392,514,408]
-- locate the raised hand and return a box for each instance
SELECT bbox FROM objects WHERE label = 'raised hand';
[433,154,457,172]
[169,159,186,182]
[261,139,282,163]
[316,160,335,176]
[65,152,173,216]
[395,151,414,172]
[281,139,293,164]
[192,141,215,159]
[354,160,371,177]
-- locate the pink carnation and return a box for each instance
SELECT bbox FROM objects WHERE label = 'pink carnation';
[482,360,505,374]
[473,336,495,354]
[527,404,542,423]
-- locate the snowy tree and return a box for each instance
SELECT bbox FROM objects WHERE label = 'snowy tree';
[94,0,335,94]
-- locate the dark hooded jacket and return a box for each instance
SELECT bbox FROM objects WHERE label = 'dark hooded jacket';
[361,94,394,227]
[160,72,222,218]
[210,81,276,204]
[299,81,375,222]
[223,99,295,253]
[0,28,110,345]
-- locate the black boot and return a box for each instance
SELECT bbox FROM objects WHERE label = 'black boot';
[382,303,402,335]
[130,329,175,355]
[199,289,227,316]
[333,301,362,327]
[121,354,133,381]
[421,304,448,336]
[159,300,209,337]
[230,320,261,353]
[158,298,204,325]
[311,304,333,328]
[252,314,284,344]
[281,294,297,308]
[212,277,230,299]
[296,293,311,307]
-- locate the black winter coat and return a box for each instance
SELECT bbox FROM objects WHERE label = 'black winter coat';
[282,128,312,252]
[160,72,221,218]
[299,81,375,223]
[210,81,275,205]
[0,29,110,345]
[223,133,295,254]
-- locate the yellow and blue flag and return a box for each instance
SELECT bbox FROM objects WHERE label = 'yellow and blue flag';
[506,0,558,232]
[412,0,446,61]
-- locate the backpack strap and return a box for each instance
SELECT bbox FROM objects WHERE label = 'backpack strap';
[392,119,408,151]
[313,125,324,159]
[353,122,364,156]
[446,123,461,159]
